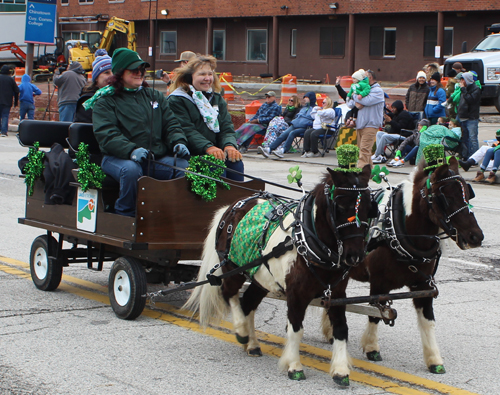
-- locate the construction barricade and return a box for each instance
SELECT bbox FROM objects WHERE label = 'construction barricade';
[219,72,234,101]
[15,67,25,84]
[281,74,297,104]
[245,100,262,122]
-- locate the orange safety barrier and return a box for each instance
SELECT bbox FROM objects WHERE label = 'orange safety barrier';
[245,100,262,122]
[219,72,234,101]
[281,74,297,104]
[441,76,449,86]
[87,72,92,82]
[15,67,25,84]
[340,76,353,90]
[316,93,327,106]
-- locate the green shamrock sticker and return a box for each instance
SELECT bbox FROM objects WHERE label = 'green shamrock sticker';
[288,165,302,184]
[371,165,390,184]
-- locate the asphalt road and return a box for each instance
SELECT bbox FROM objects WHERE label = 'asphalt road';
[1,128,499,395]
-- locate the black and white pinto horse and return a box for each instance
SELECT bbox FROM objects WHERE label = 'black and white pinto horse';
[322,157,484,373]
[184,166,372,386]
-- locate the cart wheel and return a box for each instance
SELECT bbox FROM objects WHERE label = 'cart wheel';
[109,257,147,320]
[29,235,63,291]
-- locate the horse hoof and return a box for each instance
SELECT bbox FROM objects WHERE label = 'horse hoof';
[429,365,446,374]
[288,370,306,380]
[247,347,262,357]
[333,375,350,387]
[366,350,382,361]
[235,334,249,345]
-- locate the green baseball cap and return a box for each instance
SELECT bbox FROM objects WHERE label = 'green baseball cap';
[111,48,150,74]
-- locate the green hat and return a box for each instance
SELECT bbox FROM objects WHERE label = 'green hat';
[423,144,445,171]
[334,144,362,172]
[111,48,150,74]
[496,129,500,137]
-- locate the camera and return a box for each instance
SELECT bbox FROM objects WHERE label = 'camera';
[155,69,164,79]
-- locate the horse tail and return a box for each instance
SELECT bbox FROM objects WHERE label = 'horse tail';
[182,205,230,327]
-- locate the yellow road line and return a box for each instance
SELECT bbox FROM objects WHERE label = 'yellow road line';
[0,257,480,395]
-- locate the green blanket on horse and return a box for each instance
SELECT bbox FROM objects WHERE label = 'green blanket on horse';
[228,200,295,278]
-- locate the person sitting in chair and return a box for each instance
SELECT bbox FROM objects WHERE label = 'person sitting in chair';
[301,97,338,158]
[372,100,415,164]
[387,118,431,167]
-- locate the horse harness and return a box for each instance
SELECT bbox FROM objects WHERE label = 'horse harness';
[210,183,371,298]
[369,171,475,289]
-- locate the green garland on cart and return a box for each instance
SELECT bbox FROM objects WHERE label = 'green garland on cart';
[75,142,106,192]
[24,141,45,196]
[186,155,229,201]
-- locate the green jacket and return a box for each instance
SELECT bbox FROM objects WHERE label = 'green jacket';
[167,88,237,156]
[92,87,187,159]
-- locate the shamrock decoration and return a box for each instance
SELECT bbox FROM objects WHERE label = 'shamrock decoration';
[186,155,229,201]
[287,165,302,185]
[75,142,106,192]
[24,141,45,196]
[371,165,390,184]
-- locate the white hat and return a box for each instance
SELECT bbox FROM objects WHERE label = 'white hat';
[416,71,427,79]
[351,69,366,82]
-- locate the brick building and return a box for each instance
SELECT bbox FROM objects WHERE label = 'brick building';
[57,0,500,82]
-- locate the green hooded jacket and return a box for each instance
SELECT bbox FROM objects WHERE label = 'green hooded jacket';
[167,88,237,156]
[92,87,187,159]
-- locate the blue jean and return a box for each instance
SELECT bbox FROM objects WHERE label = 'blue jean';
[0,105,10,134]
[269,125,307,153]
[403,145,418,163]
[481,147,500,172]
[102,155,188,217]
[58,103,77,122]
[20,102,35,120]
[223,159,244,181]
[374,131,404,157]
[462,119,479,160]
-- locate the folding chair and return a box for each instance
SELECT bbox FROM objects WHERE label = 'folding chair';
[318,107,343,157]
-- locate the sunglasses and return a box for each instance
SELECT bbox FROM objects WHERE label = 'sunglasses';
[288,99,294,102]
[129,67,146,76]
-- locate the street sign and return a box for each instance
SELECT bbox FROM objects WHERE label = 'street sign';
[25,0,57,45]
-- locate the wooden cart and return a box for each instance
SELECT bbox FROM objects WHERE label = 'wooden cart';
[18,119,264,319]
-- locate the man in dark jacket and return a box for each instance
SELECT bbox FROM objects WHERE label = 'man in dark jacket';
[0,65,19,137]
[457,72,481,159]
[53,62,87,122]
[372,100,415,163]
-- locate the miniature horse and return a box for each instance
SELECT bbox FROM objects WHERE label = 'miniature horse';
[184,166,371,386]
[323,157,483,373]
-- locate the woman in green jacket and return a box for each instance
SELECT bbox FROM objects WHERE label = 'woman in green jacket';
[167,55,244,181]
[87,48,190,217]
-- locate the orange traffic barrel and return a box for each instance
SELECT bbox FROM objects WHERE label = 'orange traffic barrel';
[281,74,297,104]
[219,72,234,101]
[441,76,449,86]
[340,76,353,90]
[15,67,25,84]
[316,93,327,106]
[87,72,92,82]
[245,100,262,122]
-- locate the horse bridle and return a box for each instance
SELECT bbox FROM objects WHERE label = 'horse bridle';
[420,173,475,239]
[324,183,371,263]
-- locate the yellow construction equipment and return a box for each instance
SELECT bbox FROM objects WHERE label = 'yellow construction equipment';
[68,17,136,71]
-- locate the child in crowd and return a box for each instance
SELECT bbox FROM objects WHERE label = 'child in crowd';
[18,74,42,120]
[471,130,500,184]
[344,69,371,127]
[461,129,500,175]
[388,119,430,167]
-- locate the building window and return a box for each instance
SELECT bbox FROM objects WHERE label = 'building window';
[247,29,267,61]
[319,26,345,56]
[160,31,176,55]
[213,30,225,60]
[424,26,454,57]
[370,27,396,57]
[78,0,93,4]
[61,0,68,4]
[290,29,297,57]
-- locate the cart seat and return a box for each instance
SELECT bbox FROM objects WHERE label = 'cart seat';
[18,119,71,149]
